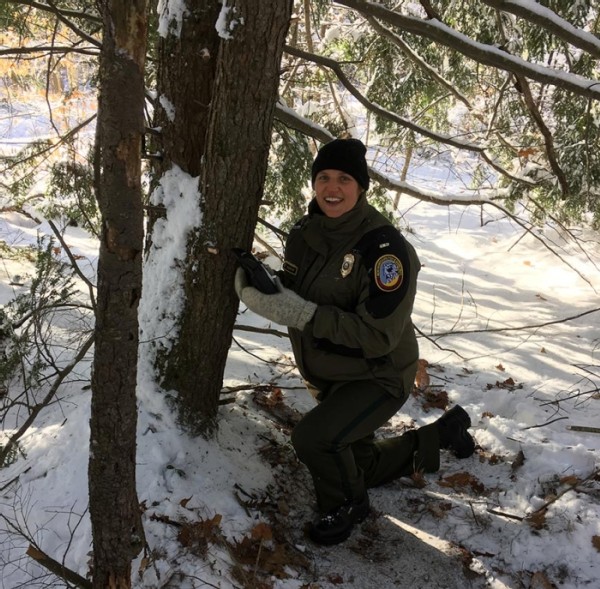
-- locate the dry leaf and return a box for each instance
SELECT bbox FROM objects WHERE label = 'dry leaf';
[525,509,547,530]
[592,536,600,552]
[512,450,525,470]
[496,363,505,372]
[428,501,452,519]
[410,470,427,489]
[414,359,430,390]
[422,389,449,411]
[251,522,273,541]
[439,472,485,494]
[559,475,580,487]
[518,147,537,158]
[530,570,557,588]
[179,496,193,508]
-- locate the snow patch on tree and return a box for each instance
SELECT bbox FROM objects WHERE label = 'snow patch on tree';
[139,165,203,371]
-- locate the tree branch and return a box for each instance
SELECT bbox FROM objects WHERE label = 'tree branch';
[0,45,99,57]
[428,306,600,339]
[26,544,92,589]
[334,0,600,101]
[0,333,94,467]
[284,44,529,184]
[481,0,600,59]
[47,220,97,312]
[366,15,472,109]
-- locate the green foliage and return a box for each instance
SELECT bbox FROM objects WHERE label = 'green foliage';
[263,122,313,230]
[45,154,100,236]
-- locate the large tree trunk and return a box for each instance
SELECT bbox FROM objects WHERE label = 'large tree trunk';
[149,0,293,435]
[89,1,147,587]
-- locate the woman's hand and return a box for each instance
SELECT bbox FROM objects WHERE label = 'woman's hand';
[235,268,316,330]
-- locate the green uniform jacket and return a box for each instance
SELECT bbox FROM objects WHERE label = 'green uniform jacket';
[281,196,421,399]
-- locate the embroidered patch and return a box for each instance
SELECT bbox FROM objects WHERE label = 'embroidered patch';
[374,254,403,292]
[282,260,298,276]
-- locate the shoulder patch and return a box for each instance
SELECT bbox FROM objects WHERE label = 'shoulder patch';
[353,225,415,319]
[374,254,403,292]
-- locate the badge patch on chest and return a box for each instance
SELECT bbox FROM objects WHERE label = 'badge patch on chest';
[374,254,403,291]
[340,253,355,278]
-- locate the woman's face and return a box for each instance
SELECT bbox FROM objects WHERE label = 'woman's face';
[314,169,363,218]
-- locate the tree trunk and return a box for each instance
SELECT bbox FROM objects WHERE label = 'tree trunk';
[149,0,293,435]
[89,2,147,588]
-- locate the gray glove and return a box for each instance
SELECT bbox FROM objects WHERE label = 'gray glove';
[235,267,316,330]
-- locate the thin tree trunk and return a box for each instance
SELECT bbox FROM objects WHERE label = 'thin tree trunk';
[89,1,147,587]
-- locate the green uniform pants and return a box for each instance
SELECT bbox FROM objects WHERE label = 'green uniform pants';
[291,380,441,512]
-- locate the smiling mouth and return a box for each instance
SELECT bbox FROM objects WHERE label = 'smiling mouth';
[324,197,342,203]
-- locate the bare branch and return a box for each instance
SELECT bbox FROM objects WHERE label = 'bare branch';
[47,220,97,312]
[0,45,99,57]
[0,333,93,467]
[26,544,92,589]
[428,306,600,339]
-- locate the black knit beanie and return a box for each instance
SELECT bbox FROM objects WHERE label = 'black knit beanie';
[311,138,370,191]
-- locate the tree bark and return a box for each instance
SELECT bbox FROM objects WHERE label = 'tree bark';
[89,1,147,587]
[153,0,293,434]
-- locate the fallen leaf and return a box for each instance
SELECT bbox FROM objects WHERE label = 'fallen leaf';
[511,450,525,476]
[525,509,547,530]
[496,363,505,372]
[439,472,485,494]
[251,522,273,541]
[592,535,600,552]
[414,359,430,390]
[179,496,193,508]
[422,389,448,411]
[530,570,557,588]
[559,475,580,487]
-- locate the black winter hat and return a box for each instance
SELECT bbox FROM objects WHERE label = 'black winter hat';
[311,138,370,191]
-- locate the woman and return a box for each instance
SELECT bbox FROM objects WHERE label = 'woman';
[235,138,475,546]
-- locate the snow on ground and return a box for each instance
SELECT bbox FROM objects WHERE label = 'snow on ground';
[1,186,599,588]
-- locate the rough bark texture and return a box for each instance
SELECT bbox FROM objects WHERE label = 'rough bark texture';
[157,0,293,434]
[89,1,147,587]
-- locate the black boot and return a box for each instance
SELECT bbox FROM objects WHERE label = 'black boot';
[436,405,475,458]
[308,495,370,546]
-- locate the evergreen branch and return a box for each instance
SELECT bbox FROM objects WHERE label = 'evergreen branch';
[284,44,528,184]
[366,15,472,109]
[493,12,570,197]
[335,0,600,101]
[274,101,515,205]
[6,0,102,25]
[44,0,102,47]
[481,0,600,59]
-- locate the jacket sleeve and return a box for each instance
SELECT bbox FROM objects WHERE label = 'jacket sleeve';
[310,229,420,359]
